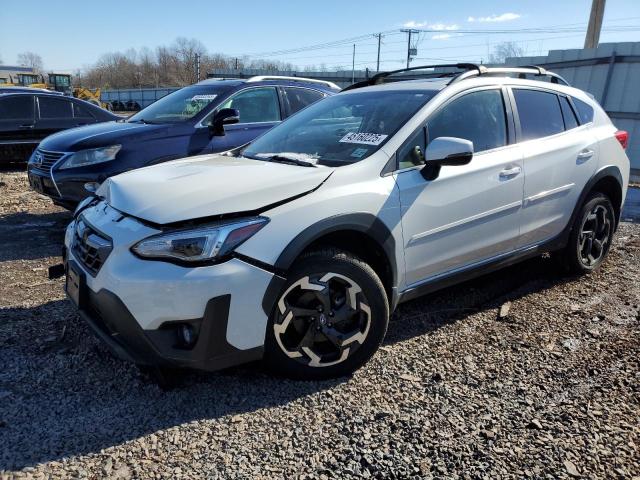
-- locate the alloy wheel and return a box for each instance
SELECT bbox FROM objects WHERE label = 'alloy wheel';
[274,272,371,367]
[578,204,611,267]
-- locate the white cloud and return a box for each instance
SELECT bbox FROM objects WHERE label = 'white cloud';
[402,21,459,30]
[467,13,521,23]
[431,33,453,40]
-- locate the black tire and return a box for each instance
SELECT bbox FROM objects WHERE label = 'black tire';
[561,192,615,274]
[264,248,389,380]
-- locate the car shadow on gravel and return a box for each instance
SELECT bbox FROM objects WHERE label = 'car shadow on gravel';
[0,253,578,471]
[0,299,347,470]
[0,211,71,262]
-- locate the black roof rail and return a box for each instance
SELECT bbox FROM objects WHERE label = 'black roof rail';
[451,65,569,85]
[342,63,487,91]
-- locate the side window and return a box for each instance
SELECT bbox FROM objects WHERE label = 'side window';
[513,89,564,140]
[426,89,507,153]
[218,87,280,123]
[572,97,595,124]
[73,102,95,118]
[559,96,579,130]
[398,128,427,170]
[38,97,73,119]
[283,87,325,115]
[0,96,34,120]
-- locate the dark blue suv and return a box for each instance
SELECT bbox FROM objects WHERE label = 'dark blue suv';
[27,76,339,208]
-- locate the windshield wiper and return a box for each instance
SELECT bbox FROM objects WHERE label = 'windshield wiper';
[264,154,318,168]
[128,118,156,124]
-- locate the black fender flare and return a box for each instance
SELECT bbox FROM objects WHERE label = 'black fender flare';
[554,165,624,249]
[261,213,398,316]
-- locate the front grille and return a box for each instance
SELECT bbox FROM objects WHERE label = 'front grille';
[31,149,66,175]
[72,217,112,276]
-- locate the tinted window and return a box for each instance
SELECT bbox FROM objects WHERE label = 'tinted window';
[219,87,281,123]
[73,102,94,118]
[39,97,73,119]
[242,90,435,166]
[0,96,34,120]
[559,96,579,130]
[514,89,564,140]
[572,97,594,124]
[398,128,427,169]
[427,89,507,153]
[284,87,325,115]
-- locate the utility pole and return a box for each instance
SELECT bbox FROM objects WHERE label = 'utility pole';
[584,0,606,49]
[376,33,382,72]
[401,29,419,68]
[352,44,355,83]
[235,57,239,70]
[195,53,201,82]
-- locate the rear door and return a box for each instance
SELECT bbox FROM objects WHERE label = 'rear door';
[35,95,76,138]
[511,87,599,247]
[0,95,37,162]
[207,86,282,153]
[395,87,525,286]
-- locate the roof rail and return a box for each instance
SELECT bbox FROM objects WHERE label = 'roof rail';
[246,75,340,90]
[342,63,485,91]
[450,65,569,85]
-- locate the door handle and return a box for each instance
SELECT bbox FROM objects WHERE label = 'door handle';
[577,149,594,162]
[499,166,522,178]
[19,124,35,129]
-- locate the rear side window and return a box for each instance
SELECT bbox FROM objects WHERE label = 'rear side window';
[426,89,507,153]
[572,97,595,124]
[0,95,34,120]
[39,97,73,119]
[513,89,564,140]
[284,87,325,115]
[559,96,579,130]
[73,102,94,118]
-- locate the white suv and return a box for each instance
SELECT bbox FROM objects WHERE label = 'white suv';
[63,65,630,380]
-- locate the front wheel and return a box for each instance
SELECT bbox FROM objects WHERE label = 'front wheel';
[264,249,389,380]
[561,192,616,274]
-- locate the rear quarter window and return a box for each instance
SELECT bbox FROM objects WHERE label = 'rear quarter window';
[572,97,595,124]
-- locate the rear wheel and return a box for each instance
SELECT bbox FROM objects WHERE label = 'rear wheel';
[264,249,389,379]
[561,192,615,274]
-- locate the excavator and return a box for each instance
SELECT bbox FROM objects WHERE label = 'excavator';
[5,72,110,109]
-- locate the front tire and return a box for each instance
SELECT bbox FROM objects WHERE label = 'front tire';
[264,249,389,380]
[561,192,615,274]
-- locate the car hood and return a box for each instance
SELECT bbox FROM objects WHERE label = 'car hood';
[97,154,333,224]
[39,121,172,151]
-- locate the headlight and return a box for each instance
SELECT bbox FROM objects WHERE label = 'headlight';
[59,145,121,169]
[132,217,269,262]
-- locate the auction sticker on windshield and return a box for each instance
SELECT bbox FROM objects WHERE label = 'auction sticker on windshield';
[339,132,388,146]
[191,94,217,101]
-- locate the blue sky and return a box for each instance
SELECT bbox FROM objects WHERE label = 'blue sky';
[1,0,639,72]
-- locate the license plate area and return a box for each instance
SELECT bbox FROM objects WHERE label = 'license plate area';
[65,261,85,308]
[29,174,44,194]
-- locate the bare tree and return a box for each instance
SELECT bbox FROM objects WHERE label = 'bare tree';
[17,52,44,73]
[489,41,524,64]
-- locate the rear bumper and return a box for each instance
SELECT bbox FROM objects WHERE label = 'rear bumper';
[77,286,263,370]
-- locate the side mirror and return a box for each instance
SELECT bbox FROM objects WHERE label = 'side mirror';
[421,137,473,180]
[209,108,240,136]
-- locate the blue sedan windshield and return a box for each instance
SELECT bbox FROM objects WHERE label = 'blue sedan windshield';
[128,85,232,124]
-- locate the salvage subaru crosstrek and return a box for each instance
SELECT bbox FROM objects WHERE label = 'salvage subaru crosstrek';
[64,64,630,379]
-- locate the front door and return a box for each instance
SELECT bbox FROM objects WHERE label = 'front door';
[206,86,282,153]
[395,87,525,287]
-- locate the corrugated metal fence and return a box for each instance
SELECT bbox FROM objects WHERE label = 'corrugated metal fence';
[505,42,640,178]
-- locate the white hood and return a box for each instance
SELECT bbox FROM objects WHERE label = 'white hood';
[98,154,333,224]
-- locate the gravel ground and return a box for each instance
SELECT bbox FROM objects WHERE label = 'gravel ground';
[1,169,639,479]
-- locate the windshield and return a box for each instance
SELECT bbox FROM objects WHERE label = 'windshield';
[242,90,436,166]
[128,85,232,124]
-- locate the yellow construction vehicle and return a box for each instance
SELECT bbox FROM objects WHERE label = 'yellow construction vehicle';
[27,73,109,109]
